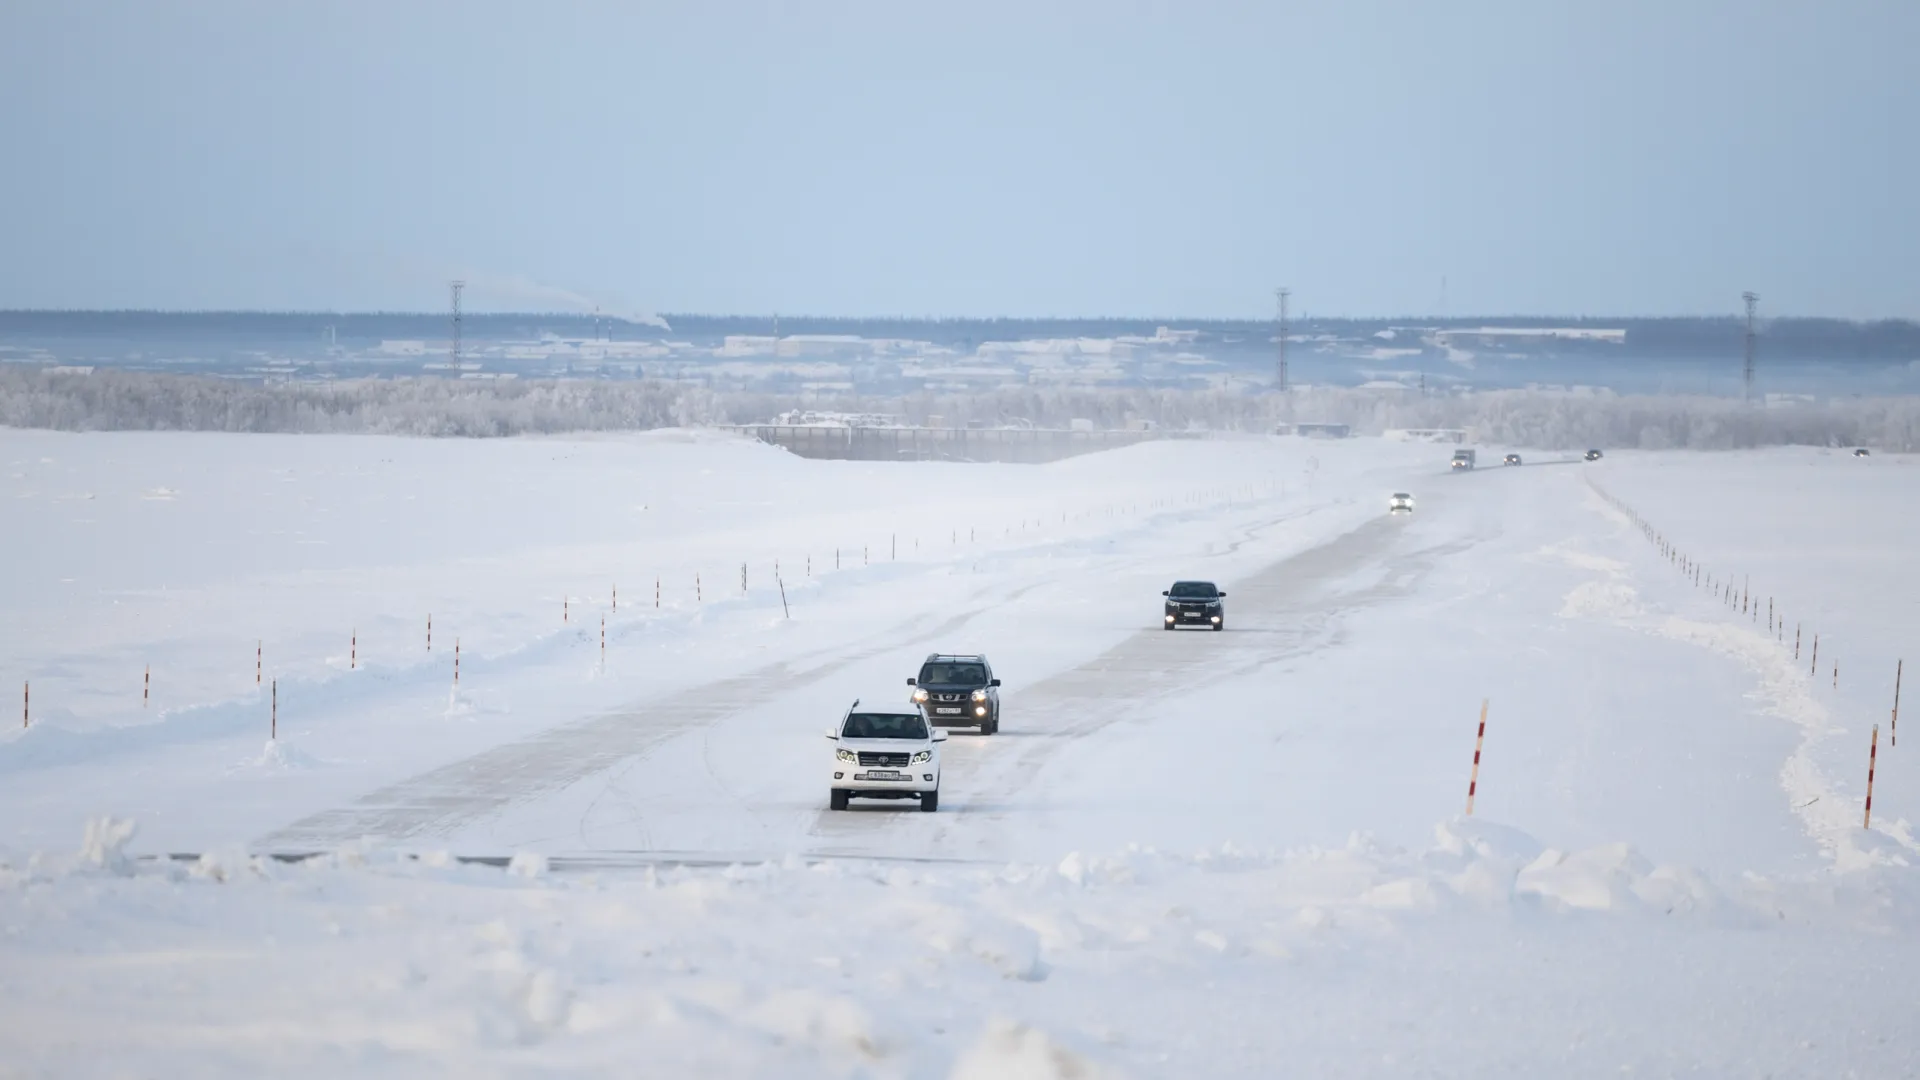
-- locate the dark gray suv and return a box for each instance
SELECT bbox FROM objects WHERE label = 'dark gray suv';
[909,653,1001,735]
[1163,580,1225,630]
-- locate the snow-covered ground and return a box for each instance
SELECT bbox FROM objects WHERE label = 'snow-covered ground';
[1,431,1916,1077]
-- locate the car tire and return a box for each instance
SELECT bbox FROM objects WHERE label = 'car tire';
[1213,622,1224,631]
[983,710,997,735]
[829,789,849,811]
[920,788,939,812]
[1163,622,1174,631]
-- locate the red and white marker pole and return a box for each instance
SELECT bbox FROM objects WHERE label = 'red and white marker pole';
[427,614,433,652]
[144,665,150,707]
[1465,699,1490,816]
[271,679,277,740]
[454,638,461,687]
[1864,724,1879,829]
[256,640,262,685]
[351,631,357,670]
[1893,660,1903,748]
[21,681,27,729]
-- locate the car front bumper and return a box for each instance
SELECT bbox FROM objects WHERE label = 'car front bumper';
[833,769,940,793]
[922,703,989,725]
[1166,610,1222,626]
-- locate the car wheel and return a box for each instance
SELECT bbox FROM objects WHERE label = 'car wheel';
[920,788,939,812]
[985,710,998,735]
[829,789,849,811]
[1213,622,1224,631]
[1162,622,1174,631]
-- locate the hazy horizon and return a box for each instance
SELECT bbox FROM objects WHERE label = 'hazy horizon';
[3,308,1918,326]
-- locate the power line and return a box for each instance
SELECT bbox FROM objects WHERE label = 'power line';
[1742,291,1759,402]
[449,280,465,371]
[1275,287,1290,392]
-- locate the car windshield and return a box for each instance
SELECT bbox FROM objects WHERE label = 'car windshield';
[920,662,986,684]
[842,712,929,739]
[1168,582,1218,598]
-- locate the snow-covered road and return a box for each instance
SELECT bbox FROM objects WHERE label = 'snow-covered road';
[2,431,1916,1077]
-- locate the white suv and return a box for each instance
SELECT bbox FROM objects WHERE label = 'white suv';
[827,699,948,812]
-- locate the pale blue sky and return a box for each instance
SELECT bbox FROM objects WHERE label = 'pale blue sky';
[1,1,1913,318]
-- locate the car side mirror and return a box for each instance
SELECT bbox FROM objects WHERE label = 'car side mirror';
[906,677,916,686]
[932,729,949,742]
[824,730,839,740]
[1161,590,1169,596]
[989,678,1001,687]
[1217,592,1226,597]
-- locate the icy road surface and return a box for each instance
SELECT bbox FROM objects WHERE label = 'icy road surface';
[1,431,1916,1078]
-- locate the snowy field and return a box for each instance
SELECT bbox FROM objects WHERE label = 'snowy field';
[1,430,1917,1078]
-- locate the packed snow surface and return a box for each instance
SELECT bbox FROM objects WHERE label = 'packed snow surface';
[1,430,1916,1077]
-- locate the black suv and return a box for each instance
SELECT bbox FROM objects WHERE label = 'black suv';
[909,654,1001,734]
[1163,580,1225,630]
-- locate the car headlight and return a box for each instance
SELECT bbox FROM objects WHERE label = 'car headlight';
[836,748,857,763]
[911,688,929,703]
[911,749,932,764]
[970,689,987,702]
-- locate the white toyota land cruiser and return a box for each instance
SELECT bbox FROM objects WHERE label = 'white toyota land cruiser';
[827,699,947,811]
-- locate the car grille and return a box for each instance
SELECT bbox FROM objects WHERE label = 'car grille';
[858,751,910,767]
[933,692,966,702]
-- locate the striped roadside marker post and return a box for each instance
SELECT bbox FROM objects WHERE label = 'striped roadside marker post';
[1865,724,1880,829]
[1465,699,1490,816]
[1893,660,1903,747]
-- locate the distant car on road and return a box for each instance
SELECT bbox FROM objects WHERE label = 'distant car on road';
[1503,453,1522,466]
[1388,492,1415,514]
[1451,449,1476,471]
[1584,449,1604,461]
[1853,448,1871,457]
[827,699,946,811]
[908,653,1001,735]
[1164,580,1226,630]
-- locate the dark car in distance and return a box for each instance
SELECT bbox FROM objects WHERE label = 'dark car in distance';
[1164,580,1225,631]
[909,653,1001,734]
[1584,449,1604,461]
[1503,453,1522,466]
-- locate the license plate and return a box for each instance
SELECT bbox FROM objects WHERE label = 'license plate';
[936,707,962,715]
[863,770,903,780]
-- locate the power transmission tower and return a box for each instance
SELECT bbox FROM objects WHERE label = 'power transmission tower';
[1275,287,1290,391]
[449,280,465,370]
[1742,291,1759,402]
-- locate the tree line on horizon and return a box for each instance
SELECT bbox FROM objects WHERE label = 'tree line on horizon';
[2,366,1914,451]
